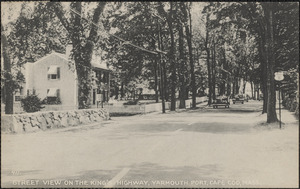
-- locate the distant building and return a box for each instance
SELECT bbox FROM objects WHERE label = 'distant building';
[14,44,110,111]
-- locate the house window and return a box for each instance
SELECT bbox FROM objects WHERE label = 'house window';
[15,96,21,102]
[15,87,25,102]
[27,89,35,95]
[20,87,24,95]
[47,66,60,80]
[51,74,57,79]
[46,88,61,104]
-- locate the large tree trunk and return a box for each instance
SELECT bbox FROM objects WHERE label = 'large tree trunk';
[115,86,119,99]
[206,48,212,105]
[178,24,186,109]
[163,61,169,102]
[120,82,124,99]
[157,24,166,113]
[242,80,246,94]
[205,14,212,105]
[235,76,240,95]
[212,42,216,99]
[220,46,227,96]
[264,3,278,123]
[76,64,92,109]
[153,60,159,103]
[206,47,212,105]
[226,81,231,96]
[1,24,14,114]
[159,25,168,106]
[258,35,268,113]
[183,2,196,108]
[150,37,159,103]
[232,79,236,96]
[168,2,177,111]
[159,57,166,113]
[251,82,254,99]
[72,38,94,109]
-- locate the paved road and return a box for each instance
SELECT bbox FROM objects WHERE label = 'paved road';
[1,100,299,188]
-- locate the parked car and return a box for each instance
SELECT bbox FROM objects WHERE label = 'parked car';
[212,95,230,108]
[232,94,245,104]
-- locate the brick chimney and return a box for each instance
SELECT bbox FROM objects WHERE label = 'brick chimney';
[65,43,73,60]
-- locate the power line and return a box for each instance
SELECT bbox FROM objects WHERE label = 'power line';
[69,8,167,55]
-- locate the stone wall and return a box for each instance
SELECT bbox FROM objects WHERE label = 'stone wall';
[1,109,110,133]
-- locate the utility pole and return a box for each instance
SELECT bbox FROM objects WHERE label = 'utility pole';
[158,22,165,113]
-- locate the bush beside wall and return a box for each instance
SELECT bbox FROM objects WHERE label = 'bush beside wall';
[282,97,299,119]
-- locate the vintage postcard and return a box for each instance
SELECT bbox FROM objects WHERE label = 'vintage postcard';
[1,1,299,188]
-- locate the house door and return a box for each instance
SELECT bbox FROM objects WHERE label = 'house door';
[93,89,96,105]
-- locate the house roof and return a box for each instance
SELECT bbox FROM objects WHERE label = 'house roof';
[29,52,109,71]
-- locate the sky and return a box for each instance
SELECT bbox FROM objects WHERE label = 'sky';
[191,2,207,39]
[1,2,28,25]
[1,2,208,28]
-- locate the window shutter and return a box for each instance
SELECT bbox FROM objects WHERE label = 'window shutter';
[57,67,60,79]
[104,72,108,83]
[99,72,103,82]
[103,73,106,82]
[57,89,60,98]
[47,67,50,80]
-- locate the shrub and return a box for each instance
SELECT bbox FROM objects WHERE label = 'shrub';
[290,100,297,112]
[21,94,44,112]
[123,99,139,105]
[42,97,62,105]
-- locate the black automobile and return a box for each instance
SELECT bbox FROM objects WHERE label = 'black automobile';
[232,94,244,104]
[212,96,230,108]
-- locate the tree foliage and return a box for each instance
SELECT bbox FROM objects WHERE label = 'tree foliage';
[201,2,299,123]
[2,2,298,120]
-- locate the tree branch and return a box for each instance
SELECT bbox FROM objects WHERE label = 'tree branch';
[69,5,164,55]
[49,2,71,32]
[87,2,106,43]
[157,2,169,23]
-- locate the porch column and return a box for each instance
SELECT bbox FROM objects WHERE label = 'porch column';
[107,72,110,101]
